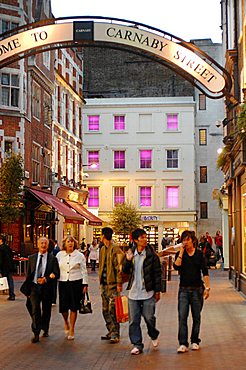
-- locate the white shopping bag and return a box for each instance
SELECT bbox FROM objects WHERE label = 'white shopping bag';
[0,277,9,290]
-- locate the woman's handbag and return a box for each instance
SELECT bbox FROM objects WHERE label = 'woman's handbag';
[79,292,93,314]
[0,277,9,291]
[115,295,128,323]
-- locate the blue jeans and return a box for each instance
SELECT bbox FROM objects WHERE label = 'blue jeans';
[6,272,15,298]
[178,287,204,346]
[129,296,159,350]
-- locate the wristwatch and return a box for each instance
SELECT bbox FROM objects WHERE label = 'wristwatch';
[205,287,210,291]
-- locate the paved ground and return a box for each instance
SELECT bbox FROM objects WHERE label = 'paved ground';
[0,266,245,370]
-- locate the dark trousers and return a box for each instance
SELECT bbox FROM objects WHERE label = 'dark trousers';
[5,272,15,298]
[29,283,53,335]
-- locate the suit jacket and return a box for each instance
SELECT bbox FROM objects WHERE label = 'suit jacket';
[20,252,60,297]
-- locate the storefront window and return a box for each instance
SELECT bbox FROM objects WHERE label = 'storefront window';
[63,222,79,242]
[241,184,246,274]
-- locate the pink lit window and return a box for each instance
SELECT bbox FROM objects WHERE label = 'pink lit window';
[166,186,179,208]
[114,187,125,205]
[88,115,99,131]
[88,187,99,207]
[140,186,151,207]
[167,114,178,130]
[88,151,99,167]
[140,150,152,168]
[114,151,125,169]
[114,115,125,130]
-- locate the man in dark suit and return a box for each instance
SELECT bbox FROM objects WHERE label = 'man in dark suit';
[0,235,16,300]
[25,236,60,343]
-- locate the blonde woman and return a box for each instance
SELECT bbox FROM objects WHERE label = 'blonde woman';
[56,236,88,340]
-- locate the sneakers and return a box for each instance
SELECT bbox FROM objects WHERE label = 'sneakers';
[177,345,188,353]
[109,337,120,344]
[191,343,200,350]
[152,338,159,348]
[131,347,143,355]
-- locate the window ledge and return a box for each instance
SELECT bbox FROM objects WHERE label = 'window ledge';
[110,131,128,134]
[136,131,154,134]
[136,169,155,172]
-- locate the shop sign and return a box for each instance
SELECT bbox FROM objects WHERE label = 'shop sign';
[141,215,160,221]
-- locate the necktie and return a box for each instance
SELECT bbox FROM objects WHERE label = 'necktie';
[37,255,43,278]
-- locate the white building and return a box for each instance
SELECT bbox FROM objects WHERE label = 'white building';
[82,97,197,249]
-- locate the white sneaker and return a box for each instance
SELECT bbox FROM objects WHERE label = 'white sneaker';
[177,345,189,353]
[131,347,142,355]
[191,343,199,350]
[152,338,159,348]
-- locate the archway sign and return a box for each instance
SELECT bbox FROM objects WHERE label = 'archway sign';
[0,16,232,99]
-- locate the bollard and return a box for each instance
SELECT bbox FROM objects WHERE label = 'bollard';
[161,259,167,293]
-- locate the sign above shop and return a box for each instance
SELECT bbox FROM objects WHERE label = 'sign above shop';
[141,215,160,221]
[0,17,232,99]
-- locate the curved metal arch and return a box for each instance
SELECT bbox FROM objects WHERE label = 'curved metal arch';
[0,16,232,99]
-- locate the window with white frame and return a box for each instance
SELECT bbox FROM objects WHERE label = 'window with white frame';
[44,151,51,186]
[1,72,19,107]
[88,150,99,168]
[114,115,125,130]
[43,51,50,70]
[1,19,18,33]
[88,187,99,207]
[114,150,125,169]
[139,186,151,207]
[166,113,178,130]
[32,144,40,183]
[140,149,152,169]
[44,92,52,126]
[88,115,100,131]
[114,187,125,205]
[166,186,179,208]
[166,149,179,169]
[33,83,41,119]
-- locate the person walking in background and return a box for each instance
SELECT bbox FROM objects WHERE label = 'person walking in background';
[122,228,162,355]
[173,230,210,354]
[89,238,99,272]
[0,235,16,301]
[99,227,123,344]
[205,232,213,248]
[23,236,60,343]
[56,235,88,340]
[214,230,224,262]
[52,240,60,256]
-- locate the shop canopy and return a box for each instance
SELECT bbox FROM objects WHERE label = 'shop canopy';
[66,200,103,226]
[29,189,84,224]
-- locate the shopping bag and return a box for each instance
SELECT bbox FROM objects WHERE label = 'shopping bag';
[0,277,9,291]
[115,295,128,323]
[79,292,93,314]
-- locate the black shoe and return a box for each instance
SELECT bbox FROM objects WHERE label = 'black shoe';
[101,333,111,340]
[42,332,49,338]
[7,296,15,301]
[31,334,39,343]
[110,337,120,344]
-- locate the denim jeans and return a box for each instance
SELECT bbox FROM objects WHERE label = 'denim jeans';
[129,296,159,350]
[6,272,15,298]
[178,287,204,346]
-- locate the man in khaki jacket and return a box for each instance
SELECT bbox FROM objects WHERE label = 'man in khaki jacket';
[99,227,123,343]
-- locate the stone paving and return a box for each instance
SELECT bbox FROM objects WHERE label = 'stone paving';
[0,267,245,370]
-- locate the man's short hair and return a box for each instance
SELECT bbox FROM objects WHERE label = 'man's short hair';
[102,227,113,241]
[132,228,146,241]
[181,230,198,246]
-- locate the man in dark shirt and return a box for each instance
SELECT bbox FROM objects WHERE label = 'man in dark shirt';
[173,230,210,354]
[0,235,15,300]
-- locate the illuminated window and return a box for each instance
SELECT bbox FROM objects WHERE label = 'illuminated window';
[200,166,207,183]
[1,73,19,107]
[199,94,206,110]
[114,115,125,130]
[88,115,99,131]
[167,114,178,130]
[140,150,152,169]
[200,202,208,218]
[166,186,179,208]
[88,187,99,207]
[140,186,151,207]
[167,150,178,168]
[114,187,125,205]
[199,129,207,145]
[114,151,125,169]
[88,151,99,167]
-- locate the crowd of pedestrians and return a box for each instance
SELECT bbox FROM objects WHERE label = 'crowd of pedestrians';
[0,227,223,356]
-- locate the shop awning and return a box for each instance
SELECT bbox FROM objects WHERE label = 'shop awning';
[29,189,84,224]
[66,200,103,226]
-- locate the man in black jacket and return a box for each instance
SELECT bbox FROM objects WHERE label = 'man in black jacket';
[0,235,15,300]
[23,236,60,343]
[122,228,161,355]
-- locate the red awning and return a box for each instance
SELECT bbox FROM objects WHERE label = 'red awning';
[29,189,84,224]
[66,200,103,226]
